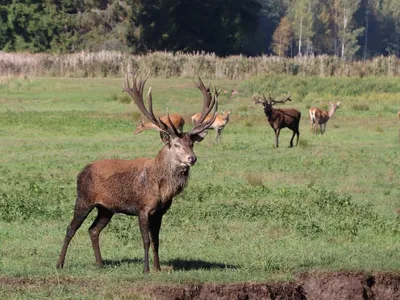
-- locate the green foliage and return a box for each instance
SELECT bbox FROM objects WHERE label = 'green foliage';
[173,184,399,236]
[0,1,63,52]
[136,0,261,55]
[0,0,400,58]
[0,178,68,222]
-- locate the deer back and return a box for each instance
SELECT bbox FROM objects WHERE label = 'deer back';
[269,108,300,129]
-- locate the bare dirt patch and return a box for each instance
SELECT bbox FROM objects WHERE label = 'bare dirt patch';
[2,271,400,299]
[144,271,400,300]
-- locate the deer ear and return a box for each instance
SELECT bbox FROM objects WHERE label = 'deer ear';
[189,131,208,143]
[337,101,341,106]
[160,131,171,146]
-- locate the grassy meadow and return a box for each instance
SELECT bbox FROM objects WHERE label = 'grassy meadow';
[1,75,400,298]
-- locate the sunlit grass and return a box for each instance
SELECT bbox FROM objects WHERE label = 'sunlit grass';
[1,75,400,298]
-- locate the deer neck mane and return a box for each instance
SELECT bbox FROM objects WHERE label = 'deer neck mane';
[150,146,190,200]
[328,106,336,118]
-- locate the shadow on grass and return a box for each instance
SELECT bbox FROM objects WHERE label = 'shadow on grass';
[103,258,143,267]
[103,258,239,271]
[167,258,239,271]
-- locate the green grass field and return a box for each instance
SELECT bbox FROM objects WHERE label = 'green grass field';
[1,75,400,299]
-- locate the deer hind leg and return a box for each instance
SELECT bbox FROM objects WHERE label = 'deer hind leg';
[138,212,151,273]
[149,213,163,271]
[89,206,114,267]
[310,116,314,131]
[56,198,94,269]
[295,127,300,146]
[289,129,296,148]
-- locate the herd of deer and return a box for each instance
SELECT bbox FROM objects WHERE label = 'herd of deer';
[56,74,342,272]
[253,92,340,148]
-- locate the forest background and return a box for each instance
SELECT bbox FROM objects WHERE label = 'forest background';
[1,0,400,60]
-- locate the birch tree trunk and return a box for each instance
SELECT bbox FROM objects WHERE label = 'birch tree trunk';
[298,17,303,56]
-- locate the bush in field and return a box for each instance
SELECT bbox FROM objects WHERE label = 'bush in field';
[0,181,68,222]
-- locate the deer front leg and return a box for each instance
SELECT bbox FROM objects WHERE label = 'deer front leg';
[216,128,223,143]
[149,213,163,271]
[138,213,150,273]
[274,128,280,148]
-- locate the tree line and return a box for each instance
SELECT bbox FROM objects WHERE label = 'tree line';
[0,0,399,59]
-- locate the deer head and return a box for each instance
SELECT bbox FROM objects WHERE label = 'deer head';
[134,119,146,135]
[328,101,341,111]
[123,73,218,167]
[221,109,232,121]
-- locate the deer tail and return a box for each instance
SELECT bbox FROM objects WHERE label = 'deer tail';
[310,111,316,123]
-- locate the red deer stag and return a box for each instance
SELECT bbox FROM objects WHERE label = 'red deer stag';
[254,92,301,148]
[309,101,341,134]
[56,74,218,273]
[134,113,185,134]
[191,109,231,143]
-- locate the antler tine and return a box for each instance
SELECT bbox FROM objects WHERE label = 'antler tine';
[165,108,181,136]
[146,87,160,124]
[194,75,213,125]
[254,94,266,105]
[282,92,291,102]
[274,92,292,104]
[268,91,275,101]
[188,87,219,136]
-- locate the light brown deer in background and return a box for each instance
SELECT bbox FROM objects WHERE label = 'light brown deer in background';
[134,113,185,134]
[191,109,231,143]
[56,73,218,273]
[309,101,341,134]
[254,92,301,148]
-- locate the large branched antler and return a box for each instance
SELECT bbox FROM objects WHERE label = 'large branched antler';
[270,92,291,105]
[187,76,219,136]
[123,72,181,136]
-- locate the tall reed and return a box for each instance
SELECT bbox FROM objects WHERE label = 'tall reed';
[1,51,399,79]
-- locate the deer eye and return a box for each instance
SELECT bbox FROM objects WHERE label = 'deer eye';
[174,144,181,149]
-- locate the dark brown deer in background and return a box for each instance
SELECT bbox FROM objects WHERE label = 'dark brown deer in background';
[56,73,218,273]
[254,92,301,148]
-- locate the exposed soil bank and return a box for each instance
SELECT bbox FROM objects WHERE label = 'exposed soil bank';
[146,271,400,300]
[2,271,400,299]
